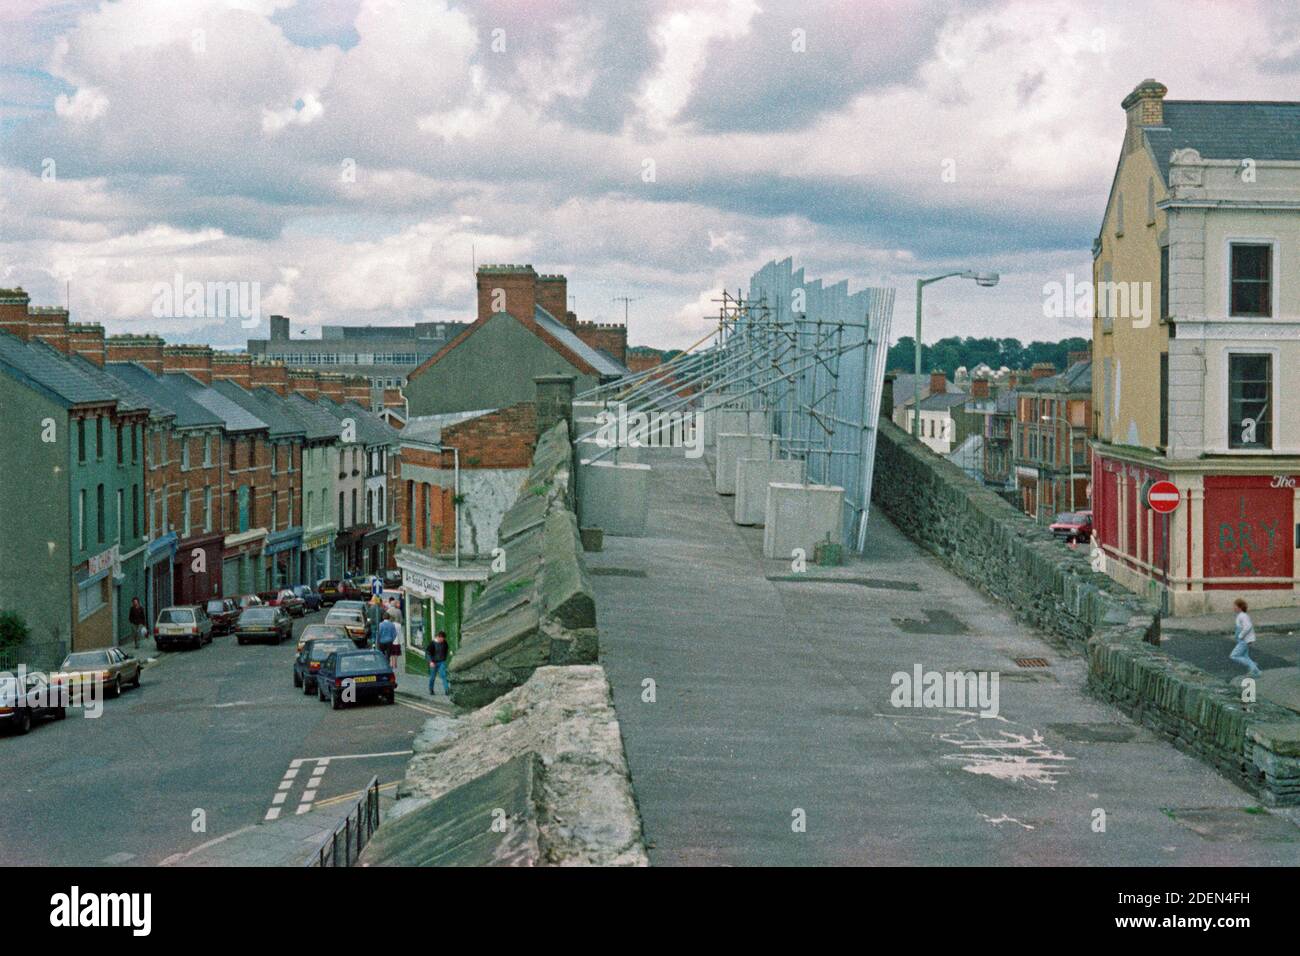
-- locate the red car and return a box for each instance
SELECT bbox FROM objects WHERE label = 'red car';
[1049,510,1093,544]
[204,598,240,635]
[258,589,306,617]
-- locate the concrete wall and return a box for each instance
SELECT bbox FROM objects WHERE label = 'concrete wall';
[873,416,1300,804]
[762,482,844,559]
[578,459,650,536]
[735,457,803,526]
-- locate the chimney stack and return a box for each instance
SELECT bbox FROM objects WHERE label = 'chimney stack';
[317,372,347,403]
[971,377,991,399]
[537,274,570,328]
[107,334,165,374]
[476,264,537,324]
[1067,348,1092,367]
[343,375,371,407]
[212,352,254,389]
[250,359,289,396]
[534,374,575,438]
[288,368,320,400]
[67,323,107,366]
[929,369,947,397]
[1031,362,1057,381]
[0,288,32,341]
[163,344,214,384]
[27,306,70,353]
[1122,78,1167,153]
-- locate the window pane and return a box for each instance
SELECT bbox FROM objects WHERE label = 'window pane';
[1228,354,1272,449]
[1230,244,1272,317]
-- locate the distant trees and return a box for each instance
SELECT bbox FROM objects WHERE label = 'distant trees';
[886,336,1090,378]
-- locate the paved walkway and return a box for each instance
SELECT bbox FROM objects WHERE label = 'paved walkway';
[587,448,1300,865]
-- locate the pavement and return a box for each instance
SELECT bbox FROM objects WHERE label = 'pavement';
[0,609,436,866]
[586,446,1300,866]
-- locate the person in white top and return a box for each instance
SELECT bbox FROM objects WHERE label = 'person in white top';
[1229,598,1262,678]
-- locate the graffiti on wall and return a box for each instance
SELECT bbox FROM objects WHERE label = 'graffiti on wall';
[1204,477,1294,589]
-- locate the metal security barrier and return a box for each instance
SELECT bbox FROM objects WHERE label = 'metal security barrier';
[304,775,381,867]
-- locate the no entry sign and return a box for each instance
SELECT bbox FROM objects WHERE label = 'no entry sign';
[1147,480,1181,514]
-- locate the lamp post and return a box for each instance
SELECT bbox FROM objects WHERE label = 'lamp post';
[913,270,1000,438]
[1039,411,1075,520]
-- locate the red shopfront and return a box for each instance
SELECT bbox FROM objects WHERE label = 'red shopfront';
[1202,475,1295,591]
[1092,455,1172,586]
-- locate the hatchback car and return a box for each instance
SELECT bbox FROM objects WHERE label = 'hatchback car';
[0,672,66,734]
[324,607,370,647]
[316,579,344,607]
[205,598,240,635]
[292,585,323,612]
[1049,510,1094,544]
[234,606,293,645]
[316,649,396,708]
[54,647,141,698]
[295,623,352,655]
[154,606,213,650]
[294,636,357,694]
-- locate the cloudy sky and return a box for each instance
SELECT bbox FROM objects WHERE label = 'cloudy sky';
[1,0,1297,350]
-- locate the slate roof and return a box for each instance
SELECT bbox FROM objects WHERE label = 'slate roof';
[918,390,970,411]
[69,356,169,422]
[1022,360,1091,394]
[316,395,398,447]
[102,363,224,429]
[1146,100,1300,183]
[285,393,349,442]
[0,330,118,407]
[164,373,268,433]
[532,305,629,378]
[893,372,961,408]
[210,380,305,439]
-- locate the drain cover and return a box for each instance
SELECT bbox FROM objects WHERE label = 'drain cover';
[1014,658,1050,668]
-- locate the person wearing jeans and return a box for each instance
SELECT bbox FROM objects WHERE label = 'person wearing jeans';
[427,630,451,696]
[1230,597,1262,679]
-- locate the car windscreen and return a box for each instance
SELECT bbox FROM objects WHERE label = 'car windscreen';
[241,608,277,621]
[302,626,349,640]
[158,609,194,624]
[326,611,362,624]
[338,653,388,674]
[64,651,111,668]
[1054,513,1081,524]
[206,600,227,614]
[310,641,354,660]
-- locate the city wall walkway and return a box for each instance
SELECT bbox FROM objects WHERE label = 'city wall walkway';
[587,448,1300,865]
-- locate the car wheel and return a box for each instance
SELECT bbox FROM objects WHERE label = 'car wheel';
[293,671,302,688]
[16,711,31,735]
[303,680,314,695]
[237,636,246,646]
[54,707,67,720]
[109,677,121,699]
[155,640,164,652]
[331,688,342,710]
[318,683,327,702]
[131,670,141,688]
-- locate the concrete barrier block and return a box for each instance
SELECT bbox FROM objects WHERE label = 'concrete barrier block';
[762,482,844,558]
[715,432,777,495]
[578,459,651,536]
[734,457,804,525]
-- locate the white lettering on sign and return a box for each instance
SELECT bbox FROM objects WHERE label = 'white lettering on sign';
[1269,475,1296,489]
[88,546,119,576]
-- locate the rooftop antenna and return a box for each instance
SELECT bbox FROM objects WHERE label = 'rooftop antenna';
[612,295,639,326]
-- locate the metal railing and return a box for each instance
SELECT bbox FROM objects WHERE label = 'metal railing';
[304,775,381,867]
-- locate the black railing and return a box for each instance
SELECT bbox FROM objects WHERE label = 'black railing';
[304,775,381,867]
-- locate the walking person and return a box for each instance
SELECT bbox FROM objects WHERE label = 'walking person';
[378,609,401,674]
[426,630,451,697]
[1230,598,1263,679]
[128,597,148,648]
[366,595,383,647]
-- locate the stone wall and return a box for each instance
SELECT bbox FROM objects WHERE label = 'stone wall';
[872,416,1300,804]
[449,420,599,708]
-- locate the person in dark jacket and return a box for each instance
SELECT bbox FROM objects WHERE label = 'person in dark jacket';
[128,597,147,647]
[426,630,451,697]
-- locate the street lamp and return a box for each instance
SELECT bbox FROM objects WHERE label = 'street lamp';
[913,270,1000,438]
[1040,412,1075,520]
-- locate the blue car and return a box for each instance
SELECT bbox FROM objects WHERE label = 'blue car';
[293,585,323,612]
[316,649,397,709]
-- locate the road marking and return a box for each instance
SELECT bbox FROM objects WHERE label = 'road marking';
[160,824,259,866]
[266,751,415,820]
[312,780,402,809]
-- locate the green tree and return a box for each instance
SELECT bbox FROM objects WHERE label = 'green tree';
[0,610,30,652]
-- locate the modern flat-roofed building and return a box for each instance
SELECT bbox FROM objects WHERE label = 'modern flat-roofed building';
[247,315,467,412]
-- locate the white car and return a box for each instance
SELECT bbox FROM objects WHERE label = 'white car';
[154,606,213,650]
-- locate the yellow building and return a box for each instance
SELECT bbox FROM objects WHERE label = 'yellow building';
[1091,79,1300,614]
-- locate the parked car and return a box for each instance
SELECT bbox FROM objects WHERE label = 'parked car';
[316,648,396,708]
[324,607,370,647]
[205,598,240,635]
[234,606,293,645]
[259,589,305,617]
[1049,510,1094,544]
[317,579,348,606]
[296,623,353,654]
[53,648,141,698]
[294,636,357,694]
[154,606,213,650]
[292,584,323,612]
[0,672,66,734]
[382,569,402,589]
[237,594,263,610]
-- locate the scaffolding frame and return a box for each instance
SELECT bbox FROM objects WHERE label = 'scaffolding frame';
[575,258,894,552]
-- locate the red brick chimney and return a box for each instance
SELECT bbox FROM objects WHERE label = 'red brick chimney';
[27,306,70,353]
[211,352,253,389]
[971,377,991,399]
[250,360,289,396]
[317,372,347,403]
[67,323,106,366]
[288,368,320,400]
[0,288,32,341]
[1031,362,1057,381]
[163,344,214,384]
[107,334,165,374]
[1067,349,1092,366]
[536,274,569,327]
[343,375,371,407]
[476,264,537,324]
[929,369,947,396]
[576,322,628,367]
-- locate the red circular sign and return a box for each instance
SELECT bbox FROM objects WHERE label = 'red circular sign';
[1147,480,1181,514]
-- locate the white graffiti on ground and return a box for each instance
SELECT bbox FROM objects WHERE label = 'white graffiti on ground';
[938,729,1074,786]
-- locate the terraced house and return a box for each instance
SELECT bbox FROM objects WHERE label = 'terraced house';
[0,292,149,662]
[1091,79,1300,613]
